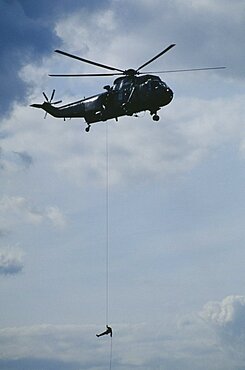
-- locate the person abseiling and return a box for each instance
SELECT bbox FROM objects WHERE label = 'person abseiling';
[96,325,112,337]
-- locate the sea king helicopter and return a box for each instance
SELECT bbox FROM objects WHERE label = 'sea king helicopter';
[31,44,225,132]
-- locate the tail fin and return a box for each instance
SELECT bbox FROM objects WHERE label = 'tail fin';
[30,103,44,109]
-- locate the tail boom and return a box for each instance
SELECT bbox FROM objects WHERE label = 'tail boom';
[30,101,86,119]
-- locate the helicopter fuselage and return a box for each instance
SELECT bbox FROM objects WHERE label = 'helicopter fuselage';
[32,74,173,130]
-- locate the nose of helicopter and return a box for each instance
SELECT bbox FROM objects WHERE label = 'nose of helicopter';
[161,86,173,106]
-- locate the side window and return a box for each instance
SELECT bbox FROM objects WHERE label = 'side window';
[151,81,158,88]
[145,80,153,91]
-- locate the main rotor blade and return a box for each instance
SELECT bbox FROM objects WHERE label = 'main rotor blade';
[141,66,226,74]
[137,44,176,72]
[55,49,124,73]
[49,73,123,77]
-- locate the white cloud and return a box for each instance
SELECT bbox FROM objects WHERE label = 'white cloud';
[46,206,67,228]
[0,324,93,362]
[55,8,117,54]
[0,247,23,275]
[0,196,66,228]
[200,295,245,327]
[0,196,42,225]
[200,295,245,364]
[0,147,33,173]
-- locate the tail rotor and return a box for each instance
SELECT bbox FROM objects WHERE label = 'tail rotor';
[42,89,62,118]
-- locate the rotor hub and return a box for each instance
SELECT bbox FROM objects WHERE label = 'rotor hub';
[124,69,138,76]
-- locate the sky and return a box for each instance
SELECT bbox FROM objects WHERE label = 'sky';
[1,0,245,369]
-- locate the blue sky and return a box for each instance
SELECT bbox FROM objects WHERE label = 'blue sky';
[1,0,245,369]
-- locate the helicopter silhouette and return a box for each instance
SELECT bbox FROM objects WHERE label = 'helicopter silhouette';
[31,44,225,132]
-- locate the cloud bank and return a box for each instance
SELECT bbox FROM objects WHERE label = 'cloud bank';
[0,311,244,370]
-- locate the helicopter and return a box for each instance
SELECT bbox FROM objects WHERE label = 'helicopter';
[31,44,225,132]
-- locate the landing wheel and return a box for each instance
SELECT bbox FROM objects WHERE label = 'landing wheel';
[152,114,160,121]
[85,125,91,132]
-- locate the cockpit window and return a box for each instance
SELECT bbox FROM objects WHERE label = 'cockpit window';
[113,77,123,91]
[113,77,133,91]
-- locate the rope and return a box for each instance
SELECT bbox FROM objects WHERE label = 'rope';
[105,124,113,370]
[109,336,113,370]
[105,123,110,326]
